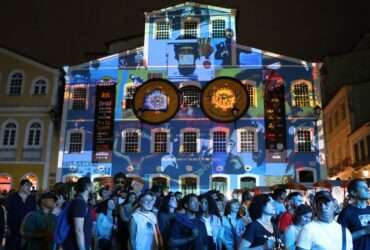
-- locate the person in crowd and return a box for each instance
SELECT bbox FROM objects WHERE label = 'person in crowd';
[96,199,116,250]
[130,191,162,250]
[118,191,137,250]
[220,199,246,250]
[271,187,287,217]
[62,177,93,250]
[296,191,353,250]
[95,186,112,214]
[207,190,220,201]
[239,194,278,250]
[168,194,207,250]
[198,194,222,249]
[338,179,370,250]
[175,191,183,202]
[158,193,178,249]
[5,179,37,250]
[239,191,252,226]
[0,195,7,250]
[216,198,225,217]
[284,204,312,250]
[151,185,164,214]
[20,192,57,250]
[278,192,304,232]
[52,182,70,216]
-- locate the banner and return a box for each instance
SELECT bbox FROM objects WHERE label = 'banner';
[92,82,116,162]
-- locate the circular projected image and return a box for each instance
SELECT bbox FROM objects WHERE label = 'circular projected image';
[201,77,249,123]
[133,79,180,124]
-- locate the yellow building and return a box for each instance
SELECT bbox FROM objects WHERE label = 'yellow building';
[0,46,62,191]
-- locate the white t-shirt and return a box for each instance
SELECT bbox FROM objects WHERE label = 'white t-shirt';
[296,220,353,250]
[131,210,158,250]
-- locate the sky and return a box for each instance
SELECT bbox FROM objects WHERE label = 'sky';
[1,0,370,67]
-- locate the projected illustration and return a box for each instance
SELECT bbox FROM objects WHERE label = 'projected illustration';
[60,2,321,193]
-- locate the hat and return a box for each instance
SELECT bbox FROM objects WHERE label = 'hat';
[39,192,57,201]
[314,191,334,203]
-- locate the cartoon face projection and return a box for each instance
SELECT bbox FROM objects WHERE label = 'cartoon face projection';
[211,87,236,112]
[174,43,199,76]
[133,79,180,124]
[143,90,168,111]
[201,77,249,123]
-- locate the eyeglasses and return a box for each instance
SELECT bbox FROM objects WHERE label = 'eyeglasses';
[115,180,125,184]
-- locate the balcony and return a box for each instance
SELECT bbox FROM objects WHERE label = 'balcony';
[22,148,43,161]
[0,149,16,161]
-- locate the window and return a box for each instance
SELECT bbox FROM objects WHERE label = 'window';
[122,130,140,153]
[240,177,256,189]
[360,140,366,161]
[155,21,170,40]
[153,131,169,153]
[212,130,227,153]
[181,129,198,153]
[181,86,200,108]
[291,81,313,107]
[212,19,226,38]
[27,122,42,147]
[1,122,17,147]
[180,176,198,195]
[341,103,346,120]
[295,128,312,152]
[238,128,257,152]
[71,87,87,110]
[8,72,23,95]
[123,84,137,109]
[151,176,169,189]
[354,143,360,162]
[245,84,257,107]
[211,176,227,193]
[148,72,163,79]
[32,79,47,95]
[183,20,198,38]
[68,131,83,153]
[298,170,315,183]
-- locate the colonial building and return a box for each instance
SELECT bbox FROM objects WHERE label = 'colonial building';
[0,46,62,191]
[322,34,370,180]
[59,2,322,194]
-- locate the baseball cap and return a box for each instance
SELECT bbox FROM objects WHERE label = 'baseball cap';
[314,191,334,203]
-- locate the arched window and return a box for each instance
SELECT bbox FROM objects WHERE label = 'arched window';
[26,122,42,147]
[180,128,199,153]
[32,79,48,95]
[151,175,169,189]
[211,176,228,193]
[8,72,23,95]
[291,81,314,107]
[240,176,256,189]
[211,128,229,153]
[71,86,87,110]
[211,19,226,38]
[155,20,171,40]
[180,175,198,195]
[237,127,258,152]
[181,86,201,108]
[297,169,316,183]
[151,128,170,153]
[1,122,17,147]
[183,19,199,38]
[122,129,140,153]
[67,130,84,153]
[295,128,313,152]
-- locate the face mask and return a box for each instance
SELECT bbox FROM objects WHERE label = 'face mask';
[118,197,125,205]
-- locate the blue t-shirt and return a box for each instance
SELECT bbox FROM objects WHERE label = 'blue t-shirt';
[63,196,93,250]
[242,221,274,248]
[338,204,370,250]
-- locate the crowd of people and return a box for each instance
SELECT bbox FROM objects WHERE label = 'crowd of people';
[0,173,368,250]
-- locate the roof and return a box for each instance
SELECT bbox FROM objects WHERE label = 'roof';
[145,1,236,16]
[0,44,60,74]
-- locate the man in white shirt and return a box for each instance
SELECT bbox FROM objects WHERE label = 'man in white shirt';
[296,191,353,250]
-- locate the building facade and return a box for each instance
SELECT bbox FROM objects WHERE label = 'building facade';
[0,47,62,191]
[59,2,322,194]
[322,34,370,180]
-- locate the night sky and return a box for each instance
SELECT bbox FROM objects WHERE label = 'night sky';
[1,0,370,67]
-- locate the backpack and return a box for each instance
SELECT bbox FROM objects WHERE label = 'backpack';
[53,201,72,245]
